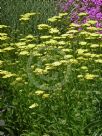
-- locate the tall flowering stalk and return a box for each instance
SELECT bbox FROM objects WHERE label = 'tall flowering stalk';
[62,0,102,28]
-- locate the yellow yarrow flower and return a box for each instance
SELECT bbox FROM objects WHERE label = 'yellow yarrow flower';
[29,103,39,109]
[35,90,45,96]
[84,73,98,80]
[42,94,49,98]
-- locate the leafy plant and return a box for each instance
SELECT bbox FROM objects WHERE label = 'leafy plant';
[0,11,102,136]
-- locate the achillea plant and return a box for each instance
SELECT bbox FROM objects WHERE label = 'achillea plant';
[1,11,102,135]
